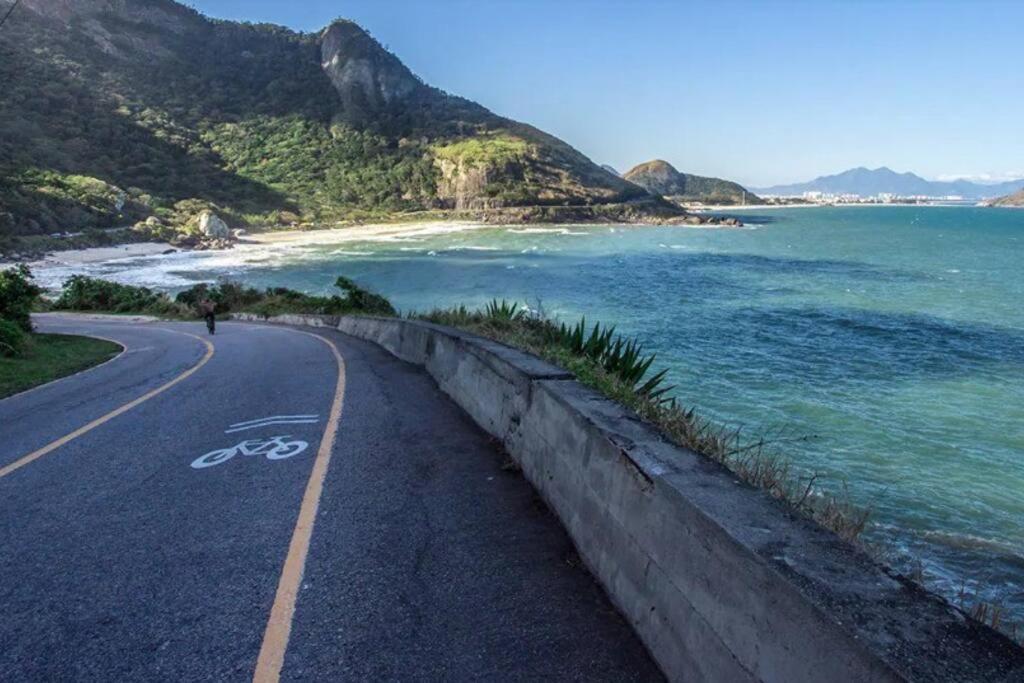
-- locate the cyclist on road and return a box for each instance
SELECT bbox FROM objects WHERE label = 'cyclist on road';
[198,297,216,335]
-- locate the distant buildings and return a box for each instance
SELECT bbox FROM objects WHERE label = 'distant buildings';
[760,190,969,206]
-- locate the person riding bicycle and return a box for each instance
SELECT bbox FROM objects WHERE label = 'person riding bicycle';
[198,297,216,335]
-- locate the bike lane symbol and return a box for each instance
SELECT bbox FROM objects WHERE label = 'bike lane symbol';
[191,435,309,469]
[191,415,321,469]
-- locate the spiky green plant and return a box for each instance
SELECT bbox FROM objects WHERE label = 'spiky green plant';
[550,317,672,399]
[484,299,523,322]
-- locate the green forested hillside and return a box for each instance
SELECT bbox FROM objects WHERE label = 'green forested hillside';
[623,160,759,205]
[0,0,665,252]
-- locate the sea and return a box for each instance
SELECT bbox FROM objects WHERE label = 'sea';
[31,206,1024,623]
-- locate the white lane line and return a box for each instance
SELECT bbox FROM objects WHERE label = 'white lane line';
[224,420,320,434]
[229,414,319,428]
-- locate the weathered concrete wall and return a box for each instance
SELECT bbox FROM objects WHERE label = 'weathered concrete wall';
[235,312,1024,682]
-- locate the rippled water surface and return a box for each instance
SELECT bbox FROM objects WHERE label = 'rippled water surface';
[37,206,1024,619]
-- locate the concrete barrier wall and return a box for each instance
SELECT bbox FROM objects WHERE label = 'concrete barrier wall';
[235,312,1024,682]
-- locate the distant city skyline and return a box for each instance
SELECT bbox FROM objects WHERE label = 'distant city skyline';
[187,0,1024,187]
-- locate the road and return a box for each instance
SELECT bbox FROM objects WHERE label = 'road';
[0,315,661,681]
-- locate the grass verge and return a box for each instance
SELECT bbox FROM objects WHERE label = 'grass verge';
[0,333,121,399]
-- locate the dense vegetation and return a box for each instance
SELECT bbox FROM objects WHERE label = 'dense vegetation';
[1,0,657,255]
[0,265,121,395]
[51,275,395,319]
[0,265,42,358]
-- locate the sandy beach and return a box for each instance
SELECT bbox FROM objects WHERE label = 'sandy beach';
[28,242,177,267]
[241,221,489,247]
[26,222,490,268]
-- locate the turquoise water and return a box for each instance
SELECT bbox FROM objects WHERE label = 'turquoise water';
[40,207,1024,619]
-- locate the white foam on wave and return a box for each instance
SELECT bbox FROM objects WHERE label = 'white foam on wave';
[28,221,496,291]
[506,227,589,236]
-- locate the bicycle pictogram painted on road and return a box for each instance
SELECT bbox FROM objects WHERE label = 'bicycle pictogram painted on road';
[191,435,309,469]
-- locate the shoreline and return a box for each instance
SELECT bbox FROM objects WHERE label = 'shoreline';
[16,200,996,270]
[27,242,179,267]
[25,217,749,269]
[695,201,986,211]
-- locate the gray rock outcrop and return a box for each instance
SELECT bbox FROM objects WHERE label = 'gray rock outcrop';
[320,21,423,122]
[197,211,229,239]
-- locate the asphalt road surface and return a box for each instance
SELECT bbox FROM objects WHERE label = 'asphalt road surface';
[0,315,662,681]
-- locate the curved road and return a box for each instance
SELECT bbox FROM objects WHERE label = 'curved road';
[0,315,661,681]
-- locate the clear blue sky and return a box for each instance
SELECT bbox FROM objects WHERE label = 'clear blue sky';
[187,0,1023,187]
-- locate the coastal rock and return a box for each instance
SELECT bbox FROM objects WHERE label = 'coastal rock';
[145,216,164,227]
[991,188,1024,207]
[320,21,421,122]
[197,211,230,239]
[435,158,494,210]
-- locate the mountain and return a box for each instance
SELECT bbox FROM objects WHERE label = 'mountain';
[991,188,1024,207]
[0,0,674,247]
[756,167,1024,199]
[600,164,621,177]
[623,160,760,205]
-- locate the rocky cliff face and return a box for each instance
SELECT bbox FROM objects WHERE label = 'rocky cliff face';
[320,21,424,123]
[21,0,199,58]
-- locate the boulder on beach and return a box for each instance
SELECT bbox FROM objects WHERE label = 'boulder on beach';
[197,211,230,239]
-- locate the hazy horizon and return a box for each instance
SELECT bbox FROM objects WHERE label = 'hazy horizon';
[185,0,1024,187]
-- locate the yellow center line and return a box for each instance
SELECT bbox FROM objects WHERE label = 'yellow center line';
[0,330,215,481]
[253,330,347,683]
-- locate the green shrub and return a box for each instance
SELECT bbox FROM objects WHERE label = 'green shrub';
[51,274,395,320]
[54,275,168,313]
[0,319,29,357]
[175,276,395,318]
[0,264,42,331]
[334,276,395,316]
[175,281,263,314]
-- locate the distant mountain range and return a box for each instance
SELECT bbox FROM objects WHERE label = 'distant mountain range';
[755,167,1024,199]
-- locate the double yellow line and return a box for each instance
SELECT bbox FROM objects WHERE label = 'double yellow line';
[0,330,215,480]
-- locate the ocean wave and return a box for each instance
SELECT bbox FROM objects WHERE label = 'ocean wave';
[874,522,1024,562]
[506,227,589,236]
